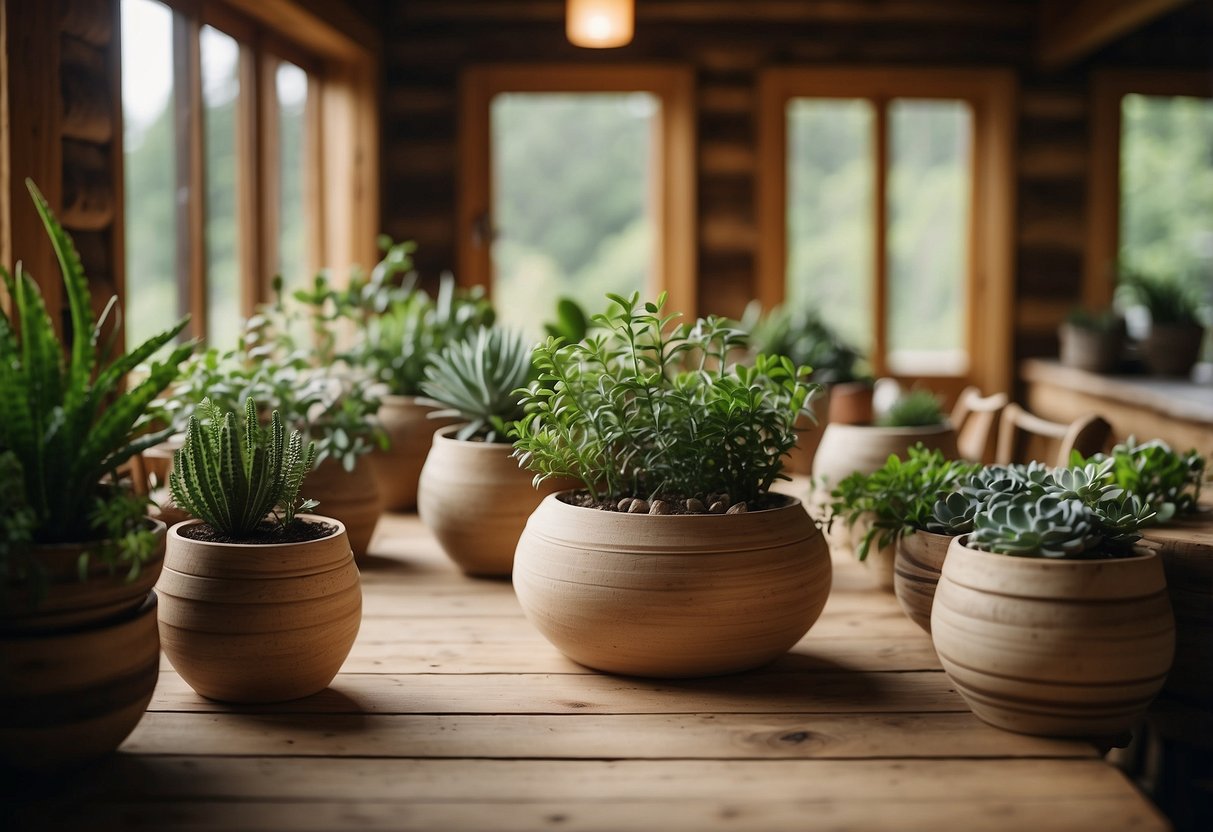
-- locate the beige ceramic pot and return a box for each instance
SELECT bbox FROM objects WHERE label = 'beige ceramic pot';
[1141,322,1205,377]
[370,395,458,511]
[513,493,833,678]
[785,389,830,477]
[894,530,954,633]
[0,590,160,770]
[0,520,167,634]
[843,512,896,591]
[932,536,1174,738]
[305,457,382,560]
[157,515,362,703]
[418,426,571,577]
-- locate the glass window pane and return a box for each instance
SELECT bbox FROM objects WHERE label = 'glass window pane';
[276,61,309,290]
[491,92,655,335]
[886,99,972,376]
[1120,94,1213,305]
[786,99,875,356]
[121,0,178,352]
[201,25,241,350]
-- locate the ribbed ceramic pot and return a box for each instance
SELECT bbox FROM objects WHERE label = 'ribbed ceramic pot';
[894,530,954,633]
[0,520,167,634]
[931,536,1175,737]
[417,426,571,577]
[157,515,362,703]
[513,493,833,678]
[0,591,160,770]
[369,395,458,511]
[1141,323,1205,377]
[305,457,382,560]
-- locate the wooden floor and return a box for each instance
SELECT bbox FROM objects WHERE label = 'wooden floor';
[8,506,1170,831]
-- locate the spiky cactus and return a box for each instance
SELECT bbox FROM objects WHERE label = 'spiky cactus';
[170,398,317,537]
[420,328,534,442]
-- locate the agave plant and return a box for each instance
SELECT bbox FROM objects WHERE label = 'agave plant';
[420,328,534,442]
[0,180,191,557]
[170,398,317,538]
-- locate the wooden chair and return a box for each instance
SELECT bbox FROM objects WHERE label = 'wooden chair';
[994,403,1112,467]
[949,386,1009,463]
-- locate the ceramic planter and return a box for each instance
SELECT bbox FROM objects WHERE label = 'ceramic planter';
[513,493,833,678]
[0,591,160,770]
[305,457,382,560]
[370,395,458,511]
[1141,322,1205,377]
[785,389,830,477]
[417,426,570,577]
[157,515,362,703]
[843,511,896,591]
[827,381,874,425]
[1058,322,1124,374]
[893,530,954,633]
[931,536,1174,738]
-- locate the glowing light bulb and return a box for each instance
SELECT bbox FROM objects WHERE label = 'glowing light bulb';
[566,0,634,49]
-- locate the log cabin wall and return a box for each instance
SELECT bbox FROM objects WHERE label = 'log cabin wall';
[380,0,1211,368]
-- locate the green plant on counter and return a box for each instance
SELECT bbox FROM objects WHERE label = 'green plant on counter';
[170,398,317,537]
[1076,438,1205,523]
[1120,270,1204,326]
[738,301,868,384]
[876,389,946,428]
[1065,308,1123,332]
[543,297,590,345]
[512,292,820,506]
[420,328,535,443]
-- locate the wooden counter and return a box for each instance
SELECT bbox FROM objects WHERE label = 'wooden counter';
[1022,358,1213,452]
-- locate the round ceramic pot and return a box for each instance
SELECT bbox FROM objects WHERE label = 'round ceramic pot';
[785,389,830,477]
[418,426,571,577]
[1058,322,1124,374]
[157,515,362,703]
[894,530,954,633]
[843,511,896,591]
[369,395,458,511]
[1141,323,1205,377]
[0,520,167,634]
[513,493,833,678]
[827,381,874,425]
[931,536,1174,738]
[0,590,160,770]
[305,457,382,560]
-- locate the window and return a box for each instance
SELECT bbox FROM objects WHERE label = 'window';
[758,69,1017,398]
[119,0,377,351]
[459,66,696,329]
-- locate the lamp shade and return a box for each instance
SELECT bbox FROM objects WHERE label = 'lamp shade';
[566,0,634,48]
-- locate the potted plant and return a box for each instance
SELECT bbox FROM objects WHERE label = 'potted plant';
[1058,308,1125,373]
[931,461,1174,738]
[156,398,361,703]
[417,328,571,577]
[1121,271,1206,377]
[509,293,832,678]
[0,180,191,769]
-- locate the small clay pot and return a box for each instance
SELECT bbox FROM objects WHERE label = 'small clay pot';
[305,457,382,560]
[1141,322,1205,377]
[827,381,874,425]
[785,389,831,477]
[893,530,954,633]
[1058,322,1124,374]
[369,395,458,511]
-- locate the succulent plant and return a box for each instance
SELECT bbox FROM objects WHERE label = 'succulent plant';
[1078,438,1205,523]
[876,389,946,428]
[1049,460,1120,504]
[969,494,1102,558]
[420,328,535,443]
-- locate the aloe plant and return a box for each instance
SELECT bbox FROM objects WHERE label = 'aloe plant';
[420,328,534,442]
[170,398,317,537]
[0,180,191,556]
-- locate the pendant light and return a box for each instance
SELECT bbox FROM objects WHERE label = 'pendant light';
[566,0,634,49]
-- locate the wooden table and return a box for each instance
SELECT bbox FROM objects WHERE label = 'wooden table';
[5,511,1170,831]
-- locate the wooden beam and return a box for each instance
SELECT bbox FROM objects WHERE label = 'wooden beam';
[1037,0,1192,70]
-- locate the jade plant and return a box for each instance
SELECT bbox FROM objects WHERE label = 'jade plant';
[1076,438,1205,523]
[512,292,820,511]
[419,327,535,443]
[0,179,191,584]
[876,389,946,428]
[170,398,317,538]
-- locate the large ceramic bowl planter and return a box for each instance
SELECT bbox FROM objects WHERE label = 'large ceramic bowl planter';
[157,515,362,703]
[931,536,1174,737]
[418,426,569,577]
[893,530,954,633]
[305,457,382,560]
[370,395,457,511]
[513,493,833,677]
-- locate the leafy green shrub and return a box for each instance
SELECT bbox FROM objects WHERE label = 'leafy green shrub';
[827,445,980,559]
[876,389,946,428]
[170,399,316,537]
[512,292,819,506]
[0,451,38,596]
[1065,308,1122,332]
[543,297,590,344]
[1077,438,1205,522]
[420,328,534,442]
[0,180,190,570]
[1120,270,1203,326]
[739,301,867,384]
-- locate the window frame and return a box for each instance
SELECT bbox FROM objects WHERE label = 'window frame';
[457,64,698,319]
[1084,69,1213,311]
[756,67,1017,399]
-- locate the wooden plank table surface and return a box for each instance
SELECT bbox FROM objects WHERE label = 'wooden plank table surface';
[5,504,1170,832]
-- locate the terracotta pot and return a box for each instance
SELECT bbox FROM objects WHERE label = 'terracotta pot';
[0,520,167,634]
[417,426,572,577]
[0,591,160,770]
[305,457,382,560]
[1141,322,1205,377]
[931,537,1174,738]
[894,530,954,633]
[1058,322,1124,374]
[785,389,830,477]
[157,515,362,703]
[827,381,874,425]
[513,493,833,678]
[370,395,458,511]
